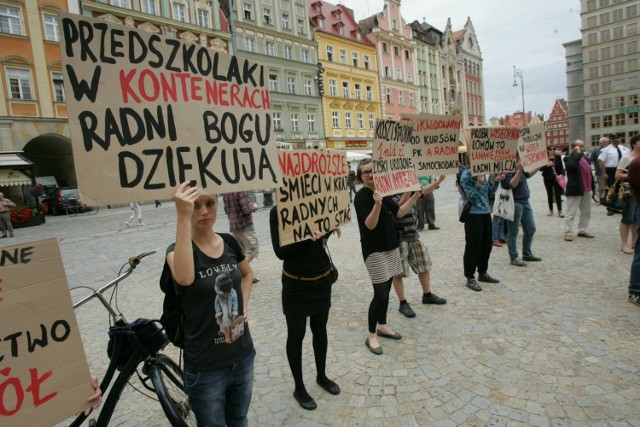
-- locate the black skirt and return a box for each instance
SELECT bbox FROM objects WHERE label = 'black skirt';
[281,274,333,317]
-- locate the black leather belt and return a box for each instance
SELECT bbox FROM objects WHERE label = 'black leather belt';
[282,269,331,281]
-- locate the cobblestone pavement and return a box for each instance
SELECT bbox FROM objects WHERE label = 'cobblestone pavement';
[18,178,635,426]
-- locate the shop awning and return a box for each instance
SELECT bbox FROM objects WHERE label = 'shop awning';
[0,169,32,186]
[0,152,32,168]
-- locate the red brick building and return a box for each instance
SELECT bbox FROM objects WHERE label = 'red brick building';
[545,99,569,149]
[497,111,540,128]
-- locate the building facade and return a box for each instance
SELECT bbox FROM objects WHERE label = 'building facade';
[409,20,443,115]
[309,1,380,150]
[564,39,586,145]
[437,19,464,121]
[545,99,569,148]
[457,18,484,126]
[359,0,417,121]
[577,0,639,147]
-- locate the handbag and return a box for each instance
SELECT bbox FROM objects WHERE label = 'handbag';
[554,167,567,190]
[492,186,515,221]
[601,177,625,213]
[324,239,338,283]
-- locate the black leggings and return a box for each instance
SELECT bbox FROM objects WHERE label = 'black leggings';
[368,279,392,333]
[285,309,330,392]
[544,178,563,211]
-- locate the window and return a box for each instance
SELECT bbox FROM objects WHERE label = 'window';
[332,111,340,128]
[600,12,610,24]
[399,91,404,106]
[392,19,397,30]
[287,76,296,94]
[602,64,612,76]
[602,98,612,109]
[357,112,364,129]
[590,117,600,129]
[384,66,390,77]
[590,83,599,95]
[52,72,65,102]
[342,82,349,98]
[628,41,639,54]
[243,3,253,20]
[601,81,612,93]
[614,44,624,56]
[338,26,344,36]
[613,62,624,74]
[269,74,278,91]
[301,49,310,63]
[394,46,399,56]
[629,112,639,125]
[307,114,316,132]
[364,56,370,70]
[603,115,613,127]
[142,0,158,15]
[111,0,128,8]
[329,79,336,96]
[630,94,639,105]
[369,113,375,129]
[339,49,347,64]
[7,68,33,100]
[589,67,599,79]
[590,100,600,111]
[0,5,23,35]
[272,112,282,131]
[290,113,299,132]
[282,14,290,29]
[345,112,352,129]
[613,26,623,39]
[352,52,359,67]
[612,8,623,21]
[263,8,271,24]
[615,114,625,126]
[396,68,402,79]
[587,33,598,45]
[304,79,312,95]
[627,4,638,17]
[284,45,293,59]
[318,18,324,29]
[326,46,334,61]
[382,42,388,53]
[356,32,361,41]
[409,93,414,108]
[266,42,275,56]
[197,9,210,28]
[172,3,187,22]
[405,50,410,60]
[43,14,59,41]
[366,86,372,101]
[386,88,392,103]
[407,72,412,83]
[354,84,361,100]
[600,29,610,42]
[297,19,305,34]
[245,37,256,52]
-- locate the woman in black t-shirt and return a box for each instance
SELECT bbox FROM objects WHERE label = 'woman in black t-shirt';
[354,159,422,355]
[167,182,255,427]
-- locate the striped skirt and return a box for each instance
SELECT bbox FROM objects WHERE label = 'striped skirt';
[364,248,402,284]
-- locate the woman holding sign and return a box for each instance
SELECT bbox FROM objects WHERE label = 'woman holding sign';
[269,207,341,410]
[167,183,255,427]
[354,158,423,355]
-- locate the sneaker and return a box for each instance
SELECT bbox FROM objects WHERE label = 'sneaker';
[422,293,447,304]
[466,278,482,292]
[577,232,594,238]
[140,223,146,226]
[398,301,416,318]
[499,238,507,243]
[510,258,527,267]
[478,273,500,283]
[558,211,565,218]
[546,210,553,216]
[492,240,502,247]
[564,233,574,241]
[522,254,542,262]
[428,225,440,230]
[629,294,640,308]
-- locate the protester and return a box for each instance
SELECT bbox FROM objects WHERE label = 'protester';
[590,137,610,202]
[155,200,162,207]
[501,160,542,267]
[459,165,503,291]
[0,192,16,238]
[223,191,260,283]
[563,140,595,242]
[626,151,640,308]
[167,183,255,427]
[416,175,440,230]
[616,135,640,253]
[599,136,630,215]
[125,201,144,227]
[269,208,341,410]
[390,176,447,318]
[539,148,565,217]
[354,158,421,355]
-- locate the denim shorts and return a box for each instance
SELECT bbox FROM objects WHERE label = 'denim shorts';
[622,196,637,225]
[184,347,256,427]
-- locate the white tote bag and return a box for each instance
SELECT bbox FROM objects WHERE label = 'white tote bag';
[492,186,515,221]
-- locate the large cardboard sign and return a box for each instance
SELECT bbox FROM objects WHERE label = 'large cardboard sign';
[517,123,548,173]
[59,12,281,205]
[402,114,461,176]
[372,120,421,197]
[467,127,519,175]
[0,239,92,427]
[276,150,350,245]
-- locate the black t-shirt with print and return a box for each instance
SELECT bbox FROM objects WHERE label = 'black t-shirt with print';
[166,233,253,372]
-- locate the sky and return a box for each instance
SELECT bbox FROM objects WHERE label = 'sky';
[346,0,582,120]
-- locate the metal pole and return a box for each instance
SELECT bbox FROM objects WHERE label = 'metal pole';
[513,66,526,127]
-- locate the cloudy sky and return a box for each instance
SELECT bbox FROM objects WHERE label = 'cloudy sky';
[346,0,582,120]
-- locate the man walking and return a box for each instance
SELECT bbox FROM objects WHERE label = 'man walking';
[590,137,610,202]
[501,161,542,267]
[0,193,16,238]
[599,135,629,215]
[223,191,260,283]
[563,140,595,241]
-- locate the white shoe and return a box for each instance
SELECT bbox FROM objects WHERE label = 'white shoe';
[547,211,553,216]
[140,223,145,226]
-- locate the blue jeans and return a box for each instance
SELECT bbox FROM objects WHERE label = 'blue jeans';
[184,347,256,427]
[630,207,640,295]
[507,201,537,261]
[492,215,505,241]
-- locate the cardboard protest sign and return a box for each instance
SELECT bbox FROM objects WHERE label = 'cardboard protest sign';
[467,127,519,175]
[372,120,421,197]
[401,114,461,176]
[59,12,282,205]
[517,123,548,173]
[276,150,350,246]
[0,238,93,427]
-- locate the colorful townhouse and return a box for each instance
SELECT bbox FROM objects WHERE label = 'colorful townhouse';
[546,98,569,149]
[409,19,443,115]
[308,0,381,150]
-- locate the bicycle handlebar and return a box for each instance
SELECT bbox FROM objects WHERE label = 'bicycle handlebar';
[129,251,156,267]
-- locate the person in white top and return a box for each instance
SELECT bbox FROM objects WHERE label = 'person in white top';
[126,202,145,226]
[599,137,630,215]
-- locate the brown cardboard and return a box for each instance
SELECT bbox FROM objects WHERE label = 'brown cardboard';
[58,12,282,206]
[0,238,93,426]
[372,119,421,197]
[401,114,462,176]
[467,126,520,176]
[275,150,350,246]
[517,122,548,173]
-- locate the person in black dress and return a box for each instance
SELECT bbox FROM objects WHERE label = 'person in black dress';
[539,148,565,217]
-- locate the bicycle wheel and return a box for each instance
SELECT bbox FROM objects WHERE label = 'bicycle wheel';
[148,353,195,427]
[87,205,100,215]
[66,206,78,217]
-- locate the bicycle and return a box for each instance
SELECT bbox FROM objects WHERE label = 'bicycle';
[66,200,100,217]
[69,251,195,427]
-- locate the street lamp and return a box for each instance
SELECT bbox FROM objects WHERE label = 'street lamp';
[513,66,526,127]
